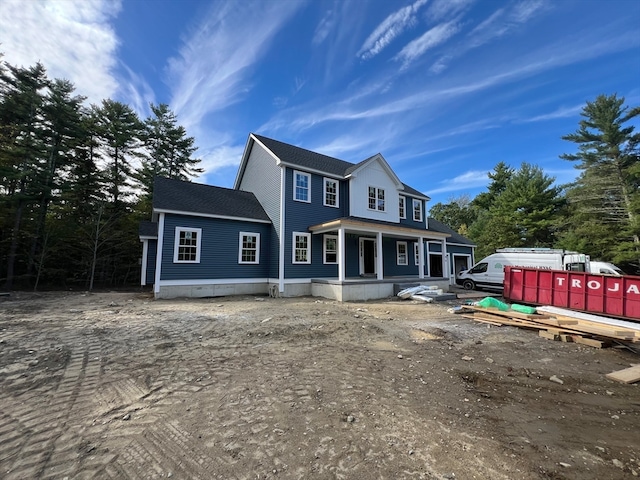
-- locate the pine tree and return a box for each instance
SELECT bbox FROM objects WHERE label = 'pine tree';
[560,94,640,268]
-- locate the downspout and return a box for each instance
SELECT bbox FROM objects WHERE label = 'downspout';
[279,167,285,293]
[154,213,165,296]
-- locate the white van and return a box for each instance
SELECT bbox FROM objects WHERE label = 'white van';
[589,261,624,276]
[456,248,590,291]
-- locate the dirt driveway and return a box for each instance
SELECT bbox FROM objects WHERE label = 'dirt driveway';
[0,291,638,479]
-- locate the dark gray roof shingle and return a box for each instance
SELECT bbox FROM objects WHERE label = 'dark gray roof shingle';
[153,176,270,222]
[139,221,158,238]
[427,217,476,246]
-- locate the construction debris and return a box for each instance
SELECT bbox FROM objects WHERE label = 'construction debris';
[461,298,640,348]
[606,365,640,384]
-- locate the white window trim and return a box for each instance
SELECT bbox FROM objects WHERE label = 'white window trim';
[368,186,386,212]
[399,196,406,219]
[396,241,408,266]
[293,170,311,203]
[323,177,339,208]
[292,232,311,264]
[413,198,423,222]
[238,232,260,264]
[173,227,202,263]
[323,234,338,264]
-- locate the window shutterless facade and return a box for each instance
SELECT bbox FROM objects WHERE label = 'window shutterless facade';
[399,196,406,218]
[368,186,385,211]
[238,232,260,264]
[173,227,202,263]
[413,199,423,222]
[397,241,408,265]
[293,232,311,264]
[323,178,339,207]
[294,170,310,202]
[323,235,338,264]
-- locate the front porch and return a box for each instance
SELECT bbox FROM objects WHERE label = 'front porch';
[310,276,450,301]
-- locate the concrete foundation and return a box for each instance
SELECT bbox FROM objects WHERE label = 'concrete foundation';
[156,282,269,299]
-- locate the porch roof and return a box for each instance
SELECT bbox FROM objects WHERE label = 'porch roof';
[308,216,450,239]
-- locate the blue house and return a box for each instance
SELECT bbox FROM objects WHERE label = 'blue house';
[140,134,476,300]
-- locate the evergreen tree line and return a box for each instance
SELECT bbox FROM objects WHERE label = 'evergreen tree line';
[430,94,640,274]
[0,60,202,291]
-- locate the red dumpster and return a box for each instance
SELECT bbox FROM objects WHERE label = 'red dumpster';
[503,266,640,320]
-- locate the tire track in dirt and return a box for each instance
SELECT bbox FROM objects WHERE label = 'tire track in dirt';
[0,338,102,479]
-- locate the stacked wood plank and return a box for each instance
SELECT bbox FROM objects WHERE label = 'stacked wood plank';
[461,304,640,348]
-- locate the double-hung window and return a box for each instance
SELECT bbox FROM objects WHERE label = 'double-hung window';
[397,241,408,265]
[174,227,201,263]
[399,196,406,219]
[413,199,423,222]
[323,235,337,264]
[324,178,339,207]
[294,170,310,202]
[414,243,420,266]
[238,232,260,264]
[368,186,385,211]
[293,232,311,264]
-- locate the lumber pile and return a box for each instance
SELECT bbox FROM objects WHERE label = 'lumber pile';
[461,304,640,348]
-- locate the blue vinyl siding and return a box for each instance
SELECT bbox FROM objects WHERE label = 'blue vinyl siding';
[284,168,348,278]
[145,239,157,285]
[428,242,442,253]
[160,214,270,280]
[399,196,427,229]
[383,238,421,276]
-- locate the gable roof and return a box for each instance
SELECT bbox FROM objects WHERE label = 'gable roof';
[427,217,476,246]
[240,134,430,200]
[153,176,271,223]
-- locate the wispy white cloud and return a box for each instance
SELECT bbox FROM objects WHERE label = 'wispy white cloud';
[121,65,156,118]
[431,0,547,73]
[313,7,337,45]
[523,104,583,122]
[395,20,460,69]
[357,0,429,60]
[426,0,475,21]
[167,0,304,132]
[427,170,489,195]
[0,0,122,102]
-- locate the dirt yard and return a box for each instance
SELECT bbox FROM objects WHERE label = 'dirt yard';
[0,291,638,480]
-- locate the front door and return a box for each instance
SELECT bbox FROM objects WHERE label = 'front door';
[359,238,377,275]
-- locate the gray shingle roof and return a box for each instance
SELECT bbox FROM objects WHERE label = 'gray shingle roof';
[254,134,353,176]
[253,134,429,199]
[153,176,271,222]
[427,217,476,246]
[139,221,158,238]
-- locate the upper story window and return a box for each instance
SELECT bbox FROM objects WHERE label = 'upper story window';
[413,199,423,222]
[238,232,260,264]
[323,235,337,264]
[399,196,406,219]
[368,186,385,211]
[294,170,310,203]
[397,241,408,265]
[324,178,339,208]
[173,227,201,263]
[293,232,311,264]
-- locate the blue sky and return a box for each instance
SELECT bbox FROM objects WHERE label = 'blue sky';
[1,0,639,208]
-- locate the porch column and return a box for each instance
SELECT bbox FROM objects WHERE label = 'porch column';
[442,239,450,284]
[418,236,425,279]
[338,227,345,282]
[376,231,383,280]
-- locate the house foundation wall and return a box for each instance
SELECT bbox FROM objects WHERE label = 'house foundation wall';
[156,282,269,299]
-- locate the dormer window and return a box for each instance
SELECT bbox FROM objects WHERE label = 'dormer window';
[294,170,310,203]
[324,178,339,207]
[368,186,385,211]
[413,199,423,222]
